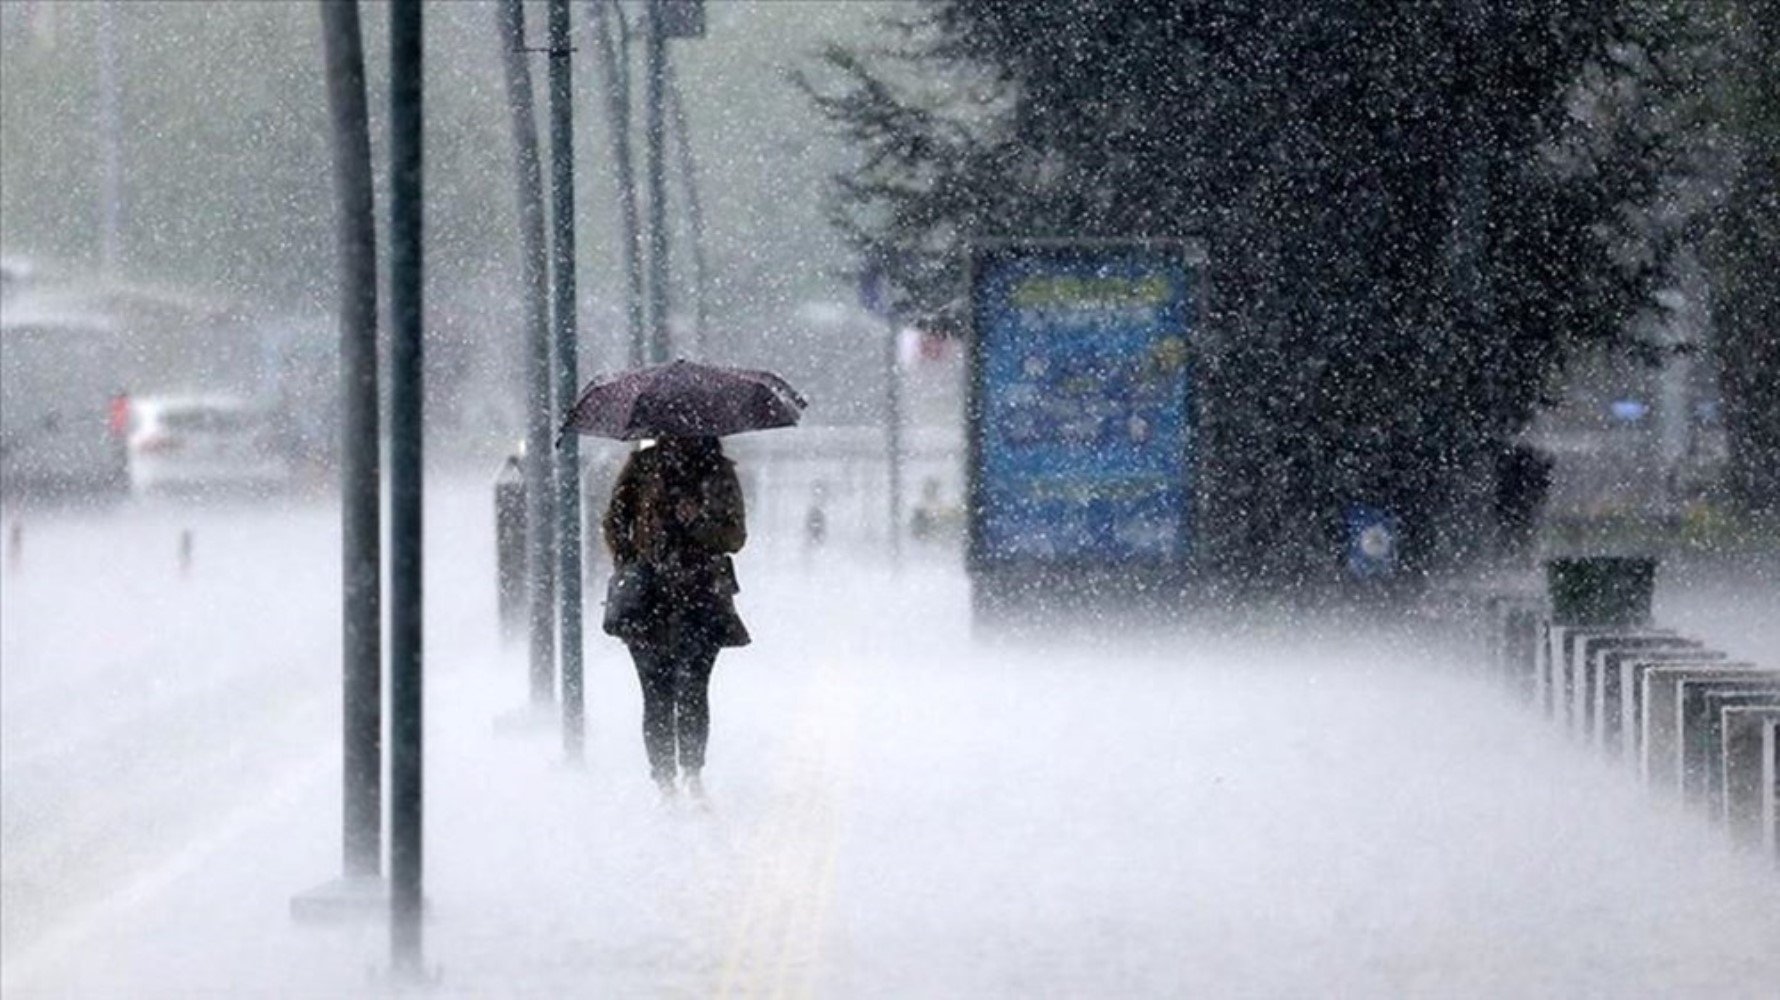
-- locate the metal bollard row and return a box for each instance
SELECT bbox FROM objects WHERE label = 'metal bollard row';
[1455,565,1779,869]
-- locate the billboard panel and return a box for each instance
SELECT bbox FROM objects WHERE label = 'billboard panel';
[969,243,1197,571]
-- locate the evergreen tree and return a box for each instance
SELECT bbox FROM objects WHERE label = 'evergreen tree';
[805,0,1643,583]
[1704,0,1780,517]
[1575,0,1779,521]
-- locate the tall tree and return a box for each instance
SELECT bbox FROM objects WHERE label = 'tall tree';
[1575,0,1780,520]
[1705,0,1780,517]
[805,0,1641,583]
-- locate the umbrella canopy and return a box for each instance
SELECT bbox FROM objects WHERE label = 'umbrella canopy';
[562,359,807,441]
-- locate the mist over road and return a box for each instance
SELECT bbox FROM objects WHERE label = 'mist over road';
[3,478,1776,997]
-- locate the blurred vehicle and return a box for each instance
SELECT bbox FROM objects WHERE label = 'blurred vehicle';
[3,262,269,503]
[0,310,131,500]
[126,395,291,496]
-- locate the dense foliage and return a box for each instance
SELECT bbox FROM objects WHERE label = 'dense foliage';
[1700,2,1780,516]
[805,0,1774,580]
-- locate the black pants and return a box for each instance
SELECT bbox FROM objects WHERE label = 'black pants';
[629,639,720,784]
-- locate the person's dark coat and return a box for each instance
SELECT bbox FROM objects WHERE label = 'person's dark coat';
[602,440,749,648]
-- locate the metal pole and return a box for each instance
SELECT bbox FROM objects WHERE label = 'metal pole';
[95,0,122,274]
[643,0,670,363]
[885,315,903,567]
[588,0,647,368]
[663,59,708,357]
[548,0,585,762]
[387,0,425,973]
[496,0,558,708]
[318,0,381,884]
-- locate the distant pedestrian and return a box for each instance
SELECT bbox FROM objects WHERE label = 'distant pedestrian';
[602,436,749,802]
[804,480,829,551]
[909,476,943,541]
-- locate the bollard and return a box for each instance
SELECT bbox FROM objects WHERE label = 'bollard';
[1719,707,1780,850]
[6,518,20,574]
[1679,681,1780,803]
[494,454,527,644]
[179,529,193,577]
[1481,593,1523,675]
[1763,718,1778,861]
[1544,626,1622,724]
[1573,632,1687,738]
[1502,603,1543,702]
[1478,591,1545,702]
[1641,664,1766,790]
[1597,644,1715,754]
[1615,653,1733,760]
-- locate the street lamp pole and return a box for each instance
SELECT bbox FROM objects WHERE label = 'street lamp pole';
[96,0,123,275]
[588,0,647,368]
[495,0,558,710]
[318,0,381,885]
[664,61,709,357]
[643,0,670,363]
[547,0,585,762]
[386,0,426,974]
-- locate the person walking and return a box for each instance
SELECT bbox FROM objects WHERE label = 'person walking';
[602,435,749,802]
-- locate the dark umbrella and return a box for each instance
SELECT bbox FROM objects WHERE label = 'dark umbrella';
[561,358,807,441]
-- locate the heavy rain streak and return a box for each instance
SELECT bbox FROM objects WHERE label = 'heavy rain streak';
[3,2,1779,997]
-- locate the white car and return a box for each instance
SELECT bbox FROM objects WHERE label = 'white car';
[127,395,291,496]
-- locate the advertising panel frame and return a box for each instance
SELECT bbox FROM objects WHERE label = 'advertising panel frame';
[965,239,1206,616]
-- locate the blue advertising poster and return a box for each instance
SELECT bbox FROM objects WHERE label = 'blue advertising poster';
[970,244,1196,567]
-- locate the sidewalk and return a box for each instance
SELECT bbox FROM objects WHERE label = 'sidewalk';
[7,552,1780,998]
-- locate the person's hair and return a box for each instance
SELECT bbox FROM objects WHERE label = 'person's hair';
[656,435,725,483]
[658,435,722,460]
[605,436,732,561]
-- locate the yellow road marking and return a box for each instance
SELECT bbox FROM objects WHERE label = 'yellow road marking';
[716,654,860,999]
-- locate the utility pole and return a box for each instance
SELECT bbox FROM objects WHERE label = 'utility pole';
[588,0,647,368]
[95,0,122,274]
[885,314,904,567]
[643,0,671,363]
[386,0,426,974]
[318,0,382,886]
[664,60,709,357]
[547,0,585,762]
[861,257,903,566]
[496,0,558,709]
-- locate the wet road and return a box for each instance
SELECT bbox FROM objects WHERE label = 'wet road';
[3,481,1777,998]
